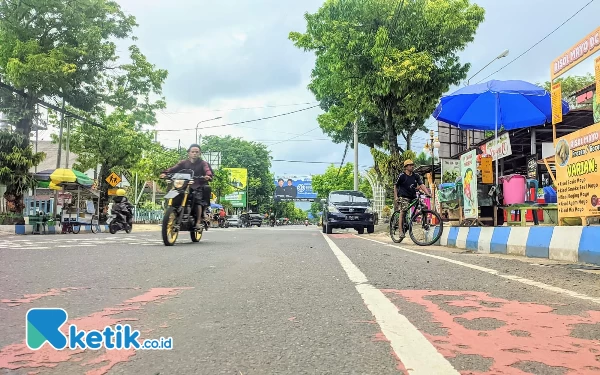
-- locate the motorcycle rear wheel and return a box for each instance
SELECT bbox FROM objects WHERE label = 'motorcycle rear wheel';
[162,207,179,246]
[109,222,118,234]
[191,226,203,242]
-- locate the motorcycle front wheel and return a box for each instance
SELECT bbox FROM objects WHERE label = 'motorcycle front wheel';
[162,207,179,246]
[191,226,203,242]
[109,222,118,234]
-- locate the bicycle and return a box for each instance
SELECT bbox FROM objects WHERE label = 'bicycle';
[389,192,443,246]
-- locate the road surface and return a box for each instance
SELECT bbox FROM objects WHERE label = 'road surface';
[1,226,599,375]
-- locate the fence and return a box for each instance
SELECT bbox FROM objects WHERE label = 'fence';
[133,208,164,224]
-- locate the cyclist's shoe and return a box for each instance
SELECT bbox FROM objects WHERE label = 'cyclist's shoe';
[398,232,405,239]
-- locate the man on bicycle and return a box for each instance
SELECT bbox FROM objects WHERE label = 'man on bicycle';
[394,159,430,239]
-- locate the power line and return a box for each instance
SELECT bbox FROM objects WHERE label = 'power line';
[267,126,322,147]
[476,0,596,83]
[154,105,320,132]
[160,101,320,114]
[272,158,371,167]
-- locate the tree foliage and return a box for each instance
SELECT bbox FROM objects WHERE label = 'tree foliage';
[201,135,274,211]
[0,131,45,212]
[211,168,234,204]
[539,74,595,110]
[289,0,485,157]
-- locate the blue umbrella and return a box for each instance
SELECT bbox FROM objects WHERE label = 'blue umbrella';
[210,203,223,209]
[432,79,570,186]
[432,80,570,131]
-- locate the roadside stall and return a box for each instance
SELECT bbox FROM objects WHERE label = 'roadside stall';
[33,168,100,234]
[433,80,570,227]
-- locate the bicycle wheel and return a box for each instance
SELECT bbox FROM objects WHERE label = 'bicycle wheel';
[90,216,99,234]
[390,211,408,243]
[408,210,443,246]
[72,224,81,234]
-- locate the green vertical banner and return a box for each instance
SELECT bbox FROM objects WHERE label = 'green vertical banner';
[460,149,478,219]
[221,168,248,208]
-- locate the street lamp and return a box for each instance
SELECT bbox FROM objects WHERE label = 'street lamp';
[466,49,509,86]
[195,116,223,145]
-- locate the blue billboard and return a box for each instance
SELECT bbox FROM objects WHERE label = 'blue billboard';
[274,175,317,201]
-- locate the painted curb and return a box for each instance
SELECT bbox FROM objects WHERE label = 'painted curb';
[427,226,600,266]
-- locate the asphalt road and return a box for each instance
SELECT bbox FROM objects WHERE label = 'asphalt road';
[1,225,600,375]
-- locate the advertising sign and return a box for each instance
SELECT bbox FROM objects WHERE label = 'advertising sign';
[552,82,563,125]
[221,168,247,208]
[274,175,317,201]
[550,26,600,80]
[527,155,538,180]
[555,122,600,221]
[480,133,512,161]
[596,56,600,104]
[460,150,478,219]
[441,159,460,183]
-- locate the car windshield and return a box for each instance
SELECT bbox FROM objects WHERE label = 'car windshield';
[229,215,239,220]
[329,192,369,205]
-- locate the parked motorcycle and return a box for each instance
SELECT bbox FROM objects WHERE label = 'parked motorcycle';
[160,169,205,246]
[107,205,133,234]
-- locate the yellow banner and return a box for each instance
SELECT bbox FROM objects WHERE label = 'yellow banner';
[551,26,600,80]
[224,168,247,190]
[595,56,600,104]
[555,122,600,221]
[551,82,562,125]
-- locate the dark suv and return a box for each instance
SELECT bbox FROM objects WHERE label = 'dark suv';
[321,190,374,235]
[241,213,263,227]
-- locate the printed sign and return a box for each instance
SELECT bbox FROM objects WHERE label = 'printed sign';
[551,26,600,80]
[552,82,563,125]
[460,149,478,219]
[274,175,317,201]
[596,56,600,104]
[441,159,460,183]
[555,122,600,221]
[479,156,493,184]
[527,155,538,180]
[480,133,512,161]
[105,172,121,187]
[220,168,247,207]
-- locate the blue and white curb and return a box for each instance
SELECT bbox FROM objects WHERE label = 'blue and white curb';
[1,224,110,235]
[427,226,600,266]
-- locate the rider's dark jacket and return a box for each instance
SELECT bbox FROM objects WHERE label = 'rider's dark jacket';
[162,159,213,190]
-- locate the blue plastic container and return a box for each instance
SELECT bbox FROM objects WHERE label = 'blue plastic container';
[543,186,557,203]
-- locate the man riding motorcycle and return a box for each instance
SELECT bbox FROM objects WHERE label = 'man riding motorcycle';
[159,144,213,230]
[111,188,133,226]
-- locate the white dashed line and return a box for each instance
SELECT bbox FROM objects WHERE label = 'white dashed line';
[321,233,460,375]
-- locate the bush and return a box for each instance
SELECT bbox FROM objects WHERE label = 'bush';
[382,205,391,218]
[0,213,25,225]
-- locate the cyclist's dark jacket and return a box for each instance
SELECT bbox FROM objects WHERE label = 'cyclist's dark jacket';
[395,172,423,200]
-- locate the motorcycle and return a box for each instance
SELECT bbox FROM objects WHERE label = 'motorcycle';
[107,204,133,234]
[304,220,309,226]
[160,169,206,246]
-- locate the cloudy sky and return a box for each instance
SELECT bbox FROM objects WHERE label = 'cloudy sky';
[107,0,599,177]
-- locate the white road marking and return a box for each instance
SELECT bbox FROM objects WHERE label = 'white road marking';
[356,236,600,306]
[321,233,459,375]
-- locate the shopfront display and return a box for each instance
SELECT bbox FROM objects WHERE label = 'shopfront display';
[460,150,478,219]
[555,122,600,222]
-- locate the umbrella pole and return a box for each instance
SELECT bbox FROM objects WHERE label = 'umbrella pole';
[494,93,499,227]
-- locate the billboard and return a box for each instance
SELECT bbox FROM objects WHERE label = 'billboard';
[274,175,317,201]
[221,168,247,208]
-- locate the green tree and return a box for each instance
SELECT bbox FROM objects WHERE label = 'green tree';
[311,162,372,198]
[0,131,45,212]
[289,0,484,156]
[201,135,274,211]
[0,0,167,139]
[539,73,596,109]
[211,168,235,204]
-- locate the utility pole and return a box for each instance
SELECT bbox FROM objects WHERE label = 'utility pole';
[53,98,66,215]
[353,117,359,191]
[65,117,70,168]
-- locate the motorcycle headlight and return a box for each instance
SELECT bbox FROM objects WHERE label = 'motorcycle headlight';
[173,179,185,188]
[328,205,340,213]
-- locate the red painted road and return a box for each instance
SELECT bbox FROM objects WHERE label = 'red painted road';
[0,287,193,375]
[383,290,600,375]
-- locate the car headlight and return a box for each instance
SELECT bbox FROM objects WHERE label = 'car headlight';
[328,205,340,213]
[173,179,185,188]
[365,206,373,213]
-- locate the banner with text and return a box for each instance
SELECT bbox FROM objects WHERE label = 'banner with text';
[555,122,600,221]
[274,175,317,201]
[460,150,478,219]
[441,159,460,183]
[480,133,512,161]
[221,168,247,208]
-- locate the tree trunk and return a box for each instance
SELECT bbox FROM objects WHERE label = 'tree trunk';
[3,192,25,213]
[14,99,36,146]
[98,164,112,222]
[384,106,399,156]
